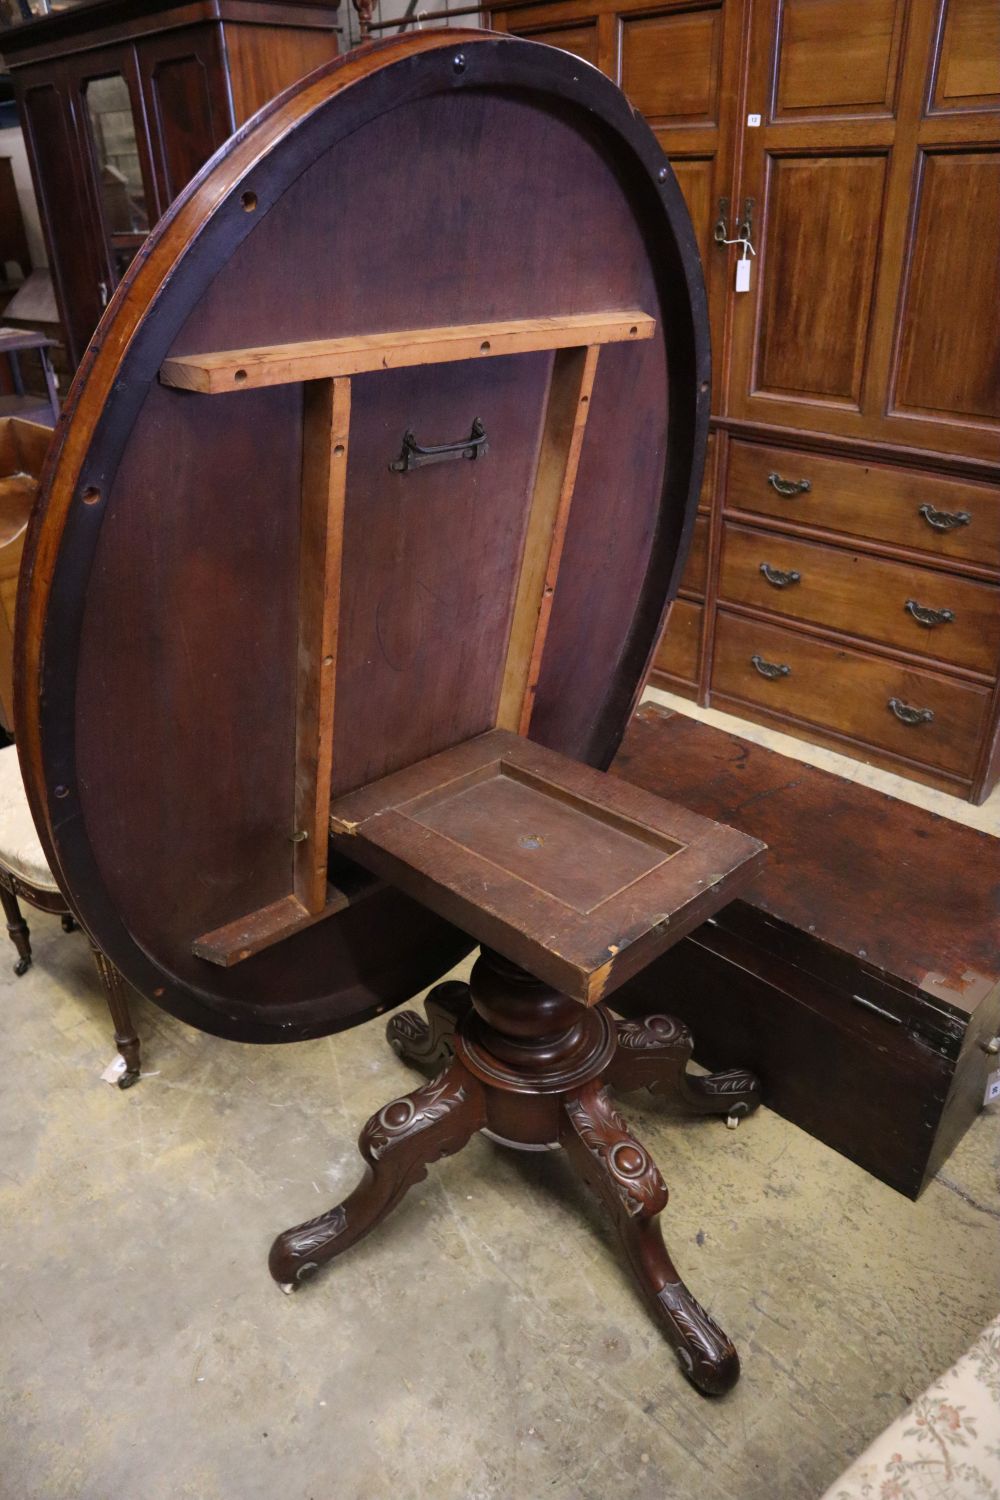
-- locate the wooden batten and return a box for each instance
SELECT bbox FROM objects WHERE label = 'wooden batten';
[497,344,601,733]
[159,311,654,394]
[294,376,350,913]
[192,864,379,967]
[193,890,351,967]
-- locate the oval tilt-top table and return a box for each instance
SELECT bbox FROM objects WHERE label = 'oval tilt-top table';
[16,31,766,1394]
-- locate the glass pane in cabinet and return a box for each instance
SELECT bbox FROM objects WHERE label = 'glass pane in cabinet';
[85,75,149,236]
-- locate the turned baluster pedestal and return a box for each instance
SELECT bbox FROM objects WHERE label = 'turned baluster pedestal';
[270,732,765,1395]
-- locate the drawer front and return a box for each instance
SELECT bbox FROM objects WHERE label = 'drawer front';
[727,440,1000,571]
[720,523,1000,675]
[652,598,702,683]
[678,513,709,597]
[713,611,991,778]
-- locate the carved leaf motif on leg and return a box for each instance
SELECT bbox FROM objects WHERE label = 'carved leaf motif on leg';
[269,1056,484,1289]
[273,1205,348,1283]
[563,1085,668,1217]
[386,980,471,1074]
[657,1280,739,1395]
[609,1013,760,1119]
[697,1070,760,1098]
[387,1011,428,1048]
[616,1014,689,1051]
[560,1081,740,1395]
[362,1071,468,1162]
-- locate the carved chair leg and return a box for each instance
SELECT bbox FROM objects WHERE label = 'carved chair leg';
[608,1014,760,1124]
[269,1055,485,1290]
[90,943,142,1088]
[560,1080,739,1396]
[0,883,32,975]
[386,979,472,1075]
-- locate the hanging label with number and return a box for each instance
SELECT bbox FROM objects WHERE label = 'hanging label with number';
[734,235,754,293]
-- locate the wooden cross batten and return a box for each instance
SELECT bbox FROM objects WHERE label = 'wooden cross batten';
[175,310,656,966]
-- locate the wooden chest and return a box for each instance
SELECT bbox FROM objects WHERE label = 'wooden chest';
[612,703,1000,1198]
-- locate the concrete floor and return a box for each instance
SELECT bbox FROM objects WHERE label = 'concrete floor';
[1,916,998,1500]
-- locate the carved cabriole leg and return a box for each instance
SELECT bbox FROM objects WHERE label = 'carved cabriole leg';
[560,1080,740,1396]
[0,879,32,975]
[608,1013,761,1124]
[90,943,142,1089]
[386,979,472,1075]
[269,1055,486,1290]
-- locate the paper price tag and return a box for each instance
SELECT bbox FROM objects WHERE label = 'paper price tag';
[985,1068,1000,1106]
[735,258,752,293]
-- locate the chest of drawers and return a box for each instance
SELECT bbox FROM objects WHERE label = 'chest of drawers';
[651,422,1000,804]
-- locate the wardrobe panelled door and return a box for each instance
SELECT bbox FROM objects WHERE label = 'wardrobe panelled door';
[489,0,1000,802]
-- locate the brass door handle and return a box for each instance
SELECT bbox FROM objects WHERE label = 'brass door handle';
[918,502,971,531]
[751,654,790,679]
[888,697,934,726]
[767,472,811,497]
[904,598,955,628]
[759,562,801,588]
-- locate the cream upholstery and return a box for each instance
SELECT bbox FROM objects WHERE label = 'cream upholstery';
[822,1314,1000,1499]
[0,744,58,890]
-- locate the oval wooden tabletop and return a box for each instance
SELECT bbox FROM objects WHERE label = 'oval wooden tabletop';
[15,30,710,1042]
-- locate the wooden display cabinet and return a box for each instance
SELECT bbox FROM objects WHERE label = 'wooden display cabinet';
[2,0,342,368]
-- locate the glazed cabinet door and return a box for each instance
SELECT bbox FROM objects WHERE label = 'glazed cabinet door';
[727,0,1000,462]
[14,59,111,367]
[65,45,161,294]
[135,27,233,212]
[490,0,748,409]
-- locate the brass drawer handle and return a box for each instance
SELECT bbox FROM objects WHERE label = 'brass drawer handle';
[888,697,934,726]
[759,562,801,588]
[918,502,971,531]
[767,472,811,497]
[904,598,955,628]
[751,653,790,680]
